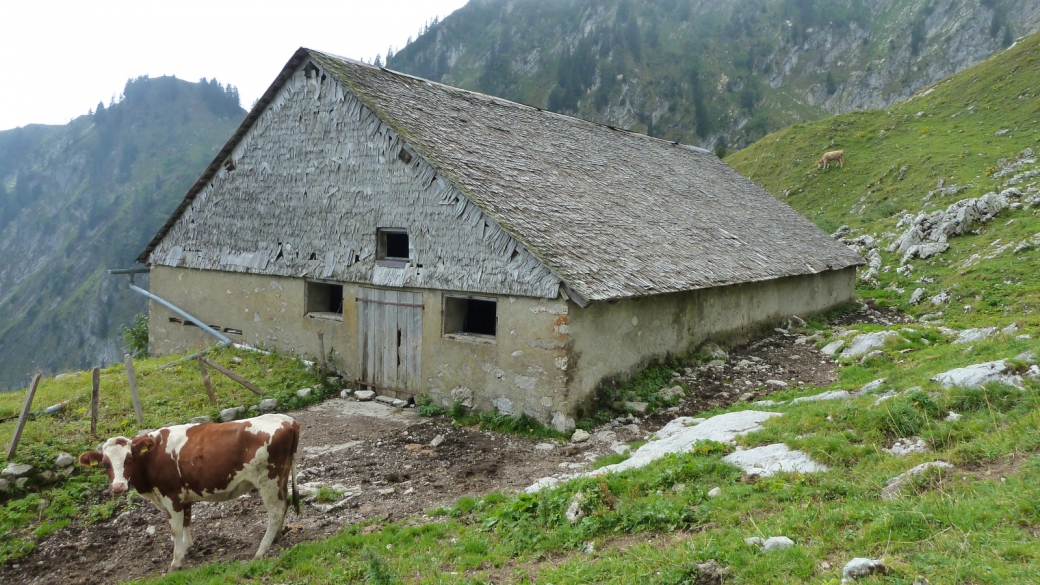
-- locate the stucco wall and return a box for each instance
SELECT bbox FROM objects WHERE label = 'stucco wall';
[148,266,573,423]
[149,266,855,421]
[565,267,858,416]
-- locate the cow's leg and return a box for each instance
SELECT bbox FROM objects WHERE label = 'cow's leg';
[182,503,194,551]
[168,507,188,570]
[255,480,289,559]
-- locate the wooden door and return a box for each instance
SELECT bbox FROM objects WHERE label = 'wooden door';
[357,287,423,397]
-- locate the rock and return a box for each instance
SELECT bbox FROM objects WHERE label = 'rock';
[1015,351,1037,363]
[0,479,8,493]
[691,560,730,583]
[930,360,1023,389]
[610,442,631,454]
[220,406,246,422]
[708,487,722,498]
[534,442,555,452]
[392,399,408,408]
[842,558,885,582]
[698,341,728,361]
[840,331,900,359]
[551,411,576,433]
[761,536,795,552]
[377,487,395,496]
[657,385,685,401]
[570,429,591,443]
[744,537,764,547]
[791,390,851,404]
[189,415,212,424]
[37,471,58,485]
[594,430,618,443]
[374,395,396,406]
[583,541,595,554]
[952,327,997,344]
[723,443,829,476]
[945,411,963,421]
[339,389,352,398]
[55,453,76,468]
[930,291,951,305]
[854,379,886,396]
[821,340,846,357]
[881,461,953,500]
[430,435,445,448]
[1027,365,1040,380]
[145,525,156,536]
[491,396,514,415]
[2,463,33,478]
[764,380,788,388]
[753,400,782,406]
[565,492,584,523]
[354,390,375,401]
[297,387,313,399]
[860,349,887,364]
[257,399,278,412]
[884,437,929,457]
[908,288,925,305]
[623,401,649,414]
[450,386,473,408]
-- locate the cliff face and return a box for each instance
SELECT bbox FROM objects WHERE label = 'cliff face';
[0,76,244,390]
[388,0,1040,151]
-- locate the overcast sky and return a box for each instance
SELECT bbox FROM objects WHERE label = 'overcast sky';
[0,0,470,131]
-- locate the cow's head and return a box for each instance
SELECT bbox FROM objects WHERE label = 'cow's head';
[79,435,156,495]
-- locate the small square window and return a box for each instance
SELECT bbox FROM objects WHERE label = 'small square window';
[306,281,343,315]
[444,295,497,339]
[377,228,409,260]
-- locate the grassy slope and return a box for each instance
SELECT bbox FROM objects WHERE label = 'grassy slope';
[5,34,1040,585]
[728,33,1040,331]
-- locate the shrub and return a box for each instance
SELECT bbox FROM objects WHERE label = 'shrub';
[121,312,149,357]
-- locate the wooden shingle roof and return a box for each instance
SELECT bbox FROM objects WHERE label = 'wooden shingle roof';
[140,48,862,302]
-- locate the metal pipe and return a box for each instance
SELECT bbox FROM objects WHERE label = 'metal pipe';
[127,282,232,346]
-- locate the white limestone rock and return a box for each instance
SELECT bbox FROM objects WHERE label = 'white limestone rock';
[854,379,886,396]
[55,453,76,468]
[450,386,473,408]
[881,461,952,500]
[297,387,313,399]
[884,437,929,457]
[764,380,788,388]
[565,492,584,523]
[552,411,576,433]
[220,406,247,422]
[2,463,33,478]
[930,360,1024,389]
[840,331,900,359]
[908,288,925,305]
[623,401,649,414]
[791,390,851,404]
[842,558,885,582]
[707,487,722,498]
[430,434,445,448]
[698,341,728,361]
[951,327,997,344]
[821,340,846,357]
[657,385,686,401]
[570,429,591,443]
[723,443,829,476]
[761,536,795,552]
[354,390,375,401]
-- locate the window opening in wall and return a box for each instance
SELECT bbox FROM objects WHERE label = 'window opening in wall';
[306,280,344,316]
[443,295,497,339]
[377,228,409,262]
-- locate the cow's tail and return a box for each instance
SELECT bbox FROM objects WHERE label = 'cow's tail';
[290,420,301,516]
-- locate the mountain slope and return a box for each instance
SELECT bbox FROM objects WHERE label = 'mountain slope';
[0,77,245,390]
[388,0,1040,152]
[727,31,1040,327]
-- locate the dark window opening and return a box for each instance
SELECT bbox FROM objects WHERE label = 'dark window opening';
[444,296,497,337]
[306,281,343,315]
[398,148,412,164]
[377,229,409,260]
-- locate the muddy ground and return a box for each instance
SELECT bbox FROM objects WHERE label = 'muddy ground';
[0,302,898,585]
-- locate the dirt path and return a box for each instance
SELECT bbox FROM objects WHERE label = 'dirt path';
[0,302,895,585]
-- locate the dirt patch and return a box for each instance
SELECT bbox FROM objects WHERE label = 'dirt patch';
[830,298,916,327]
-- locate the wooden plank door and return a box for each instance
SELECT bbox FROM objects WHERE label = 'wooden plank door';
[357,287,423,397]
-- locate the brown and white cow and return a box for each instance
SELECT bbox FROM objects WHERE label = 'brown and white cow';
[79,413,300,569]
[817,149,845,169]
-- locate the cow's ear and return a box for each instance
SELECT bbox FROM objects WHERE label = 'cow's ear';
[79,451,104,467]
[132,436,156,456]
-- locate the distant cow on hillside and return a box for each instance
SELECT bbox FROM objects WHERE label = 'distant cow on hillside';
[79,414,300,570]
[817,149,845,169]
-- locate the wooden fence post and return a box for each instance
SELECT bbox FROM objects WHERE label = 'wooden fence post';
[124,354,144,425]
[317,331,328,383]
[6,373,41,459]
[198,355,217,405]
[90,367,100,438]
[201,357,264,395]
